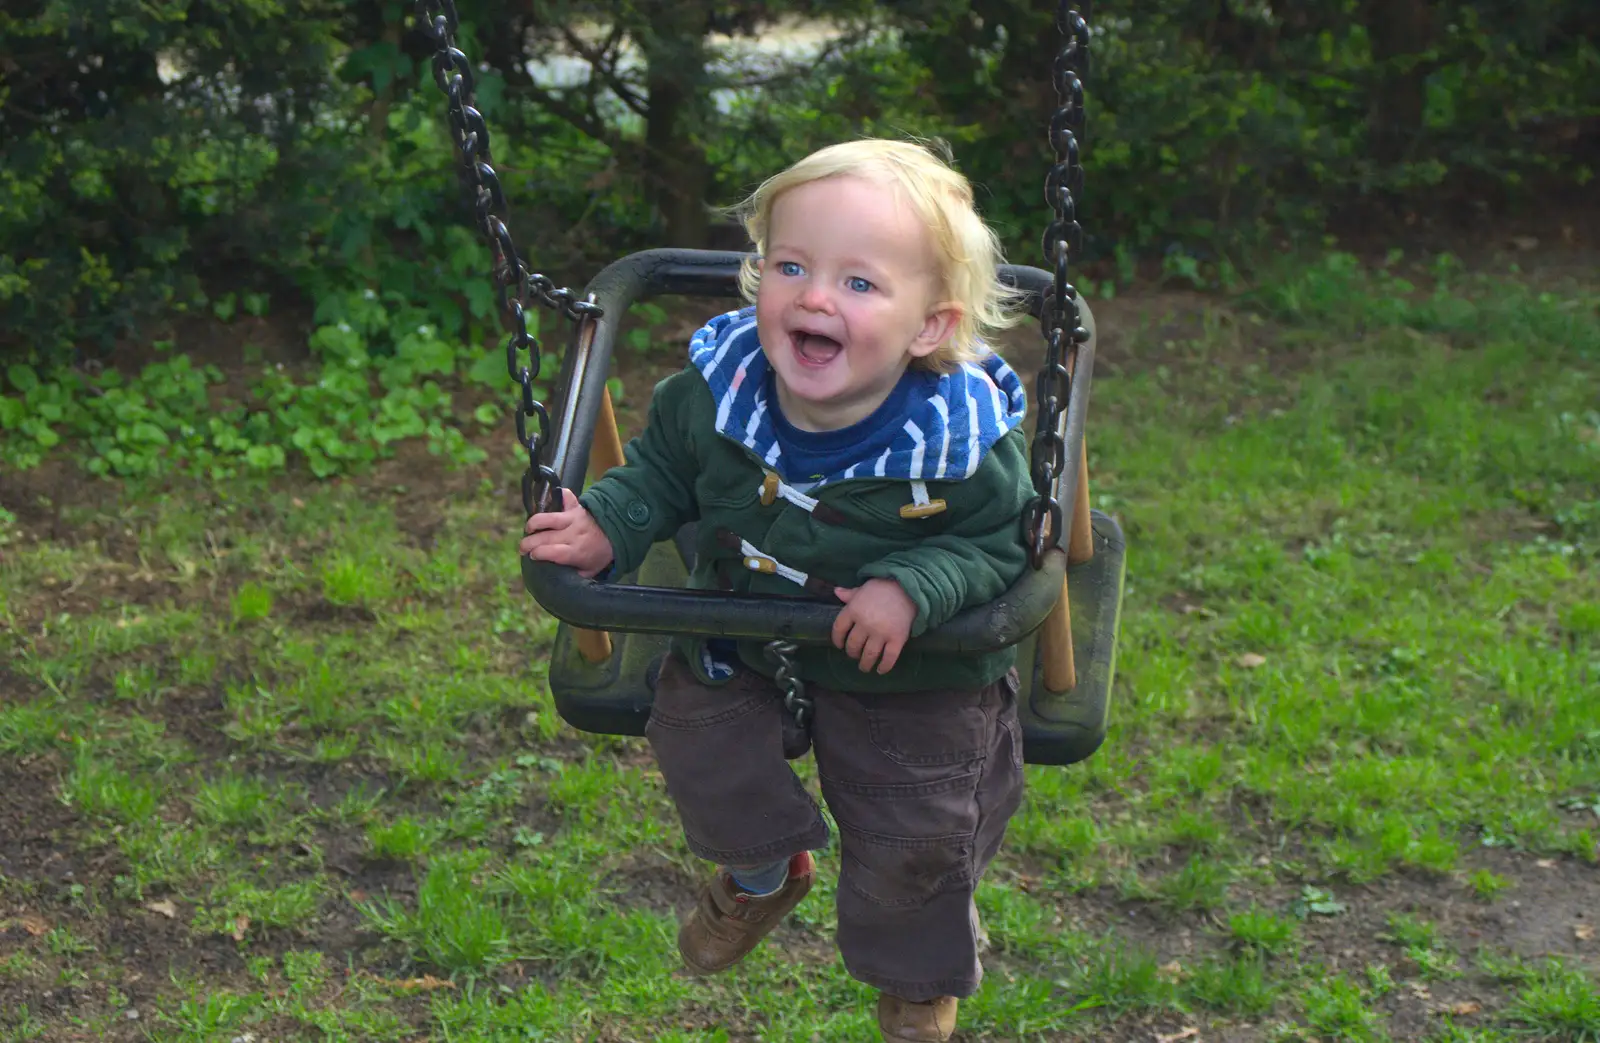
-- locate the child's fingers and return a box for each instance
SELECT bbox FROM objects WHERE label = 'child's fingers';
[856,634,884,674]
[831,607,855,650]
[843,620,870,661]
[833,612,904,673]
[518,531,559,557]
[528,541,587,568]
[522,490,580,534]
[524,510,573,536]
[876,637,902,674]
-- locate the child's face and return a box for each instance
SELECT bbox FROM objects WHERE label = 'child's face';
[755,174,959,431]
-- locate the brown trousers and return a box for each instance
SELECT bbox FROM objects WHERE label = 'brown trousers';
[644,653,1025,1001]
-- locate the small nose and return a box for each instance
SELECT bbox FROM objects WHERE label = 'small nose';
[796,283,834,314]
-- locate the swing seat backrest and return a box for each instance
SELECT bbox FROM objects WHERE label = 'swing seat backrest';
[532,248,1127,765]
[525,248,1090,654]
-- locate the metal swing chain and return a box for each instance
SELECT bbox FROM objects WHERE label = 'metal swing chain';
[768,11,1090,712]
[763,639,813,728]
[413,0,603,517]
[1023,3,1092,570]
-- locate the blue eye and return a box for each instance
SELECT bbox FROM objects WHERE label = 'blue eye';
[778,261,803,277]
[847,276,873,293]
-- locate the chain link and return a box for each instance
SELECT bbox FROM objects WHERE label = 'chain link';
[417,0,1084,690]
[1024,3,1092,570]
[415,0,602,517]
[764,639,813,728]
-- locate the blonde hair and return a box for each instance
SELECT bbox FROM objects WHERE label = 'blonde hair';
[731,138,1024,372]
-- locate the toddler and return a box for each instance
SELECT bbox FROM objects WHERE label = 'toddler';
[520,138,1032,1043]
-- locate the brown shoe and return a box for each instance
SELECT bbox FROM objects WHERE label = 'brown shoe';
[877,993,959,1042]
[677,852,814,975]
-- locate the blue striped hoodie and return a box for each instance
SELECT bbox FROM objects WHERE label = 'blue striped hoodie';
[687,306,1027,486]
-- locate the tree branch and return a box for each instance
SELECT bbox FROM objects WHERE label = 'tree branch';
[518,78,625,154]
[702,31,868,91]
[557,24,649,116]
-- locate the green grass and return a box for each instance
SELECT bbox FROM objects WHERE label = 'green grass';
[0,250,1595,1040]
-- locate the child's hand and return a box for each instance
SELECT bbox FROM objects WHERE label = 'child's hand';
[832,578,917,674]
[519,488,616,578]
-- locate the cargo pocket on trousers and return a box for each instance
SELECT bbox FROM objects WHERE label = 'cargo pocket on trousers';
[839,831,975,908]
[644,656,770,732]
[865,690,991,767]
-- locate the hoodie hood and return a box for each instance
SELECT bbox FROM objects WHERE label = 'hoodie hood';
[687,306,1027,486]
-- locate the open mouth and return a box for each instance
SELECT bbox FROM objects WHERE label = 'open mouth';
[792,331,843,366]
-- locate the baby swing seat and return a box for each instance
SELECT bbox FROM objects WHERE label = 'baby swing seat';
[527,250,1125,765]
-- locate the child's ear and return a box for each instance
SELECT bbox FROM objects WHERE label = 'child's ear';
[909,301,963,359]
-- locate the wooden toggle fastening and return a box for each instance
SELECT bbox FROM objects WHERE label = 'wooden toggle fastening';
[898,479,947,519]
[898,499,948,519]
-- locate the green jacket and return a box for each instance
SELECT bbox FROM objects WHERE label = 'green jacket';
[580,311,1033,693]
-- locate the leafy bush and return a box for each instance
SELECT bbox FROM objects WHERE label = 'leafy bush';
[2,0,1596,480]
[0,0,357,361]
[890,0,1599,262]
[0,278,533,478]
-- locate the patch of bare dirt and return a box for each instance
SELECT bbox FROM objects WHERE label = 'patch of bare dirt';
[1463,847,1600,962]
[0,470,121,552]
[1324,186,1599,284]
[991,837,1600,1041]
[0,757,246,1039]
[294,597,379,625]
[144,682,236,761]
[0,764,86,886]
[599,849,700,918]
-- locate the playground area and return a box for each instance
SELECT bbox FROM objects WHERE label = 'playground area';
[2,244,1596,1041]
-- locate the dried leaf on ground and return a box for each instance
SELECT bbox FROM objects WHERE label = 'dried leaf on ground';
[230,915,250,941]
[1576,923,1595,942]
[365,973,458,992]
[1157,1029,1200,1043]
[146,900,178,919]
[1236,653,1268,669]
[408,975,456,991]
[18,914,49,936]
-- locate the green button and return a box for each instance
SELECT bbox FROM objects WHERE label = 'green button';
[625,500,650,527]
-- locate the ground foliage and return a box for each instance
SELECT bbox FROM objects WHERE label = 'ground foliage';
[0,251,1596,1041]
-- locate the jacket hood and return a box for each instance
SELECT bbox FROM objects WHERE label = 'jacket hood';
[686,306,1027,486]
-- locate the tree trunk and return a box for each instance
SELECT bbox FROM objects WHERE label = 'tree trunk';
[368,18,403,148]
[638,2,712,248]
[1363,0,1432,165]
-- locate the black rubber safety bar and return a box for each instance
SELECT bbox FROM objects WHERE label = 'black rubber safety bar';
[520,248,1096,653]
